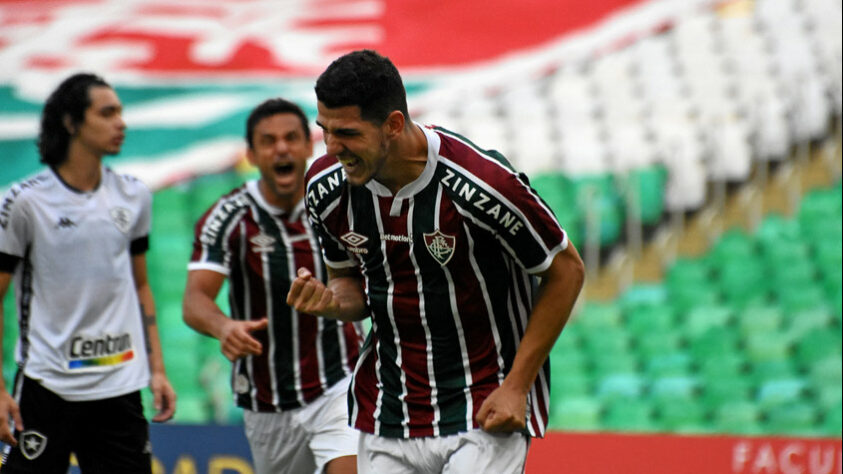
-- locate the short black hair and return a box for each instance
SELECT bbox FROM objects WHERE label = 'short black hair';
[245,98,311,149]
[315,49,409,125]
[38,73,110,166]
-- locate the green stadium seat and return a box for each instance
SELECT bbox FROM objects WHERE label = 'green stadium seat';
[743,332,793,363]
[575,302,623,329]
[777,285,829,314]
[689,327,740,360]
[666,258,711,289]
[591,352,639,379]
[808,355,842,384]
[756,378,808,410]
[755,214,801,247]
[618,165,667,225]
[749,360,798,385]
[700,375,753,407]
[581,327,631,354]
[549,396,602,431]
[814,385,843,411]
[595,373,645,401]
[531,172,584,247]
[619,284,669,311]
[764,402,819,436]
[683,305,733,338]
[822,403,842,437]
[657,398,707,433]
[634,330,683,358]
[649,376,699,403]
[709,229,756,264]
[550,373,593,398]
[550,348,588,375]
[602,398,658,432]
[785,307,833,337]
[795,328,841,366]
[569,174,625,248]
[697,353,747,380]
[644,351,693,378]
[713,401,764,435]
[737,305,783,336]
[625,304,676,334]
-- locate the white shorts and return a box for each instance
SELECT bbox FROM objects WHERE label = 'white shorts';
[358,429,529,474]
[243,376,358,474]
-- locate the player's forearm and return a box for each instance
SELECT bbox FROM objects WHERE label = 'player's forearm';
[182,288,232,339]
[325,276,369,322]
[137,283,167,376]
[504,246,585,393]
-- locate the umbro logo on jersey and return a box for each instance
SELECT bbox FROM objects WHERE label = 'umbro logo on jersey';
[110,207,133,234]
[20,430,47,460]
[56,217,76,228]
[250,233,276,253]
[424,229,456,265]
[340,231,369,255]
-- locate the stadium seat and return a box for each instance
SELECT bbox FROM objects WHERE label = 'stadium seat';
[634,330,683,359]
[602,398,658,432]
[713,401,765,435]
[657,398,707,434]
[595,373,646,402]
[549,397,602,431]
[764,402,819,436]
[756,378,808,410]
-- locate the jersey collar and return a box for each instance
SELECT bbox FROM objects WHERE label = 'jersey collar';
[364,122,441,201]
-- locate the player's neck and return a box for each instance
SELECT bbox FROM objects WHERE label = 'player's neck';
[380,123,428,194]
[55,148,103,192]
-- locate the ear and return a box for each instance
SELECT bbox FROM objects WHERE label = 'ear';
[383,110,405,139]
[245,146,258,167]
[63,114,76,135]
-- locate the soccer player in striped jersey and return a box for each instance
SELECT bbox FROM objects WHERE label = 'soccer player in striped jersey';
[287,50,586,473]
[0,73,175,473]
[183,98,363,474]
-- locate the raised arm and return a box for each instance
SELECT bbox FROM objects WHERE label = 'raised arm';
[182,269,268,361]
[131,254,176,423]
[0,271,23,446]
[286,265,369,322]
[476,242,585,432]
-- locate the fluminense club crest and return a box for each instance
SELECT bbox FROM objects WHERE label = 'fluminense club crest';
[423,229,456,266]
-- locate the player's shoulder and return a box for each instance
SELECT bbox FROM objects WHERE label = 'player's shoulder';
[430,125,517,177]
[202,182,252,219]
[104,167,151,198]
[1,170,55,210]
[304,155,346,214]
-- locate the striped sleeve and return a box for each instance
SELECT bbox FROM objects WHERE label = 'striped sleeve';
[188,190,248,275]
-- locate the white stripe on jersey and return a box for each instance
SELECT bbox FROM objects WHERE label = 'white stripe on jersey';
[273,214,306,407]
[371,191,411,438]
[407,194,442,436]
[432,184,476,432]
[462,218,506,383]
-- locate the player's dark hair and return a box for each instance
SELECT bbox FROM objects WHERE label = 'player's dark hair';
[38,73,110,166]
[246,98,311,149]
[315,49,409,125]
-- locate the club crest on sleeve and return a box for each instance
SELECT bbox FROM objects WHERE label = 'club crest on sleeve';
[109,207,133,234]
[423,229,456,265]
[20,430,47,460]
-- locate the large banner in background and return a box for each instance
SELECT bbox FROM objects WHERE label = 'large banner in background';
[1,0,683,190]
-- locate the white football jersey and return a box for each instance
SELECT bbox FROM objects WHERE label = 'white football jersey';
[0,166,151,401]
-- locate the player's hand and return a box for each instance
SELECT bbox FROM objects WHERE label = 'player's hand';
[0,388,23,445]
[219,318,268,362]
[475,381,527,433]
[150,372,177,423]
[287,268,338,317]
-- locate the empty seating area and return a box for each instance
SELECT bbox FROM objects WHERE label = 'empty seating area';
[547,183,842,436]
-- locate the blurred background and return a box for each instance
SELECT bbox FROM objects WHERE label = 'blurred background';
[1,0,841,471]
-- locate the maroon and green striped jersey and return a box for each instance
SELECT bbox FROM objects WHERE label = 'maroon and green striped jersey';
[189,180,362,412]
[304,125,568,438]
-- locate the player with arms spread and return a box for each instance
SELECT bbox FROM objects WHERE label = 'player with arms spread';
[287,50,585,473]
[183,98,363,474]
[0,73,175,473]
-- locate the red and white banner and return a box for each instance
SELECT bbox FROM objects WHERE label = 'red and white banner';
[528,432,843,474]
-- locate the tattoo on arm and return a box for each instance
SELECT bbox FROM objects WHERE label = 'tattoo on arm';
[139,303,155,355]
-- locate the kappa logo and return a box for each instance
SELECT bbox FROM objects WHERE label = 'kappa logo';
[250,233,275,253]
[20,430,47,460]
[423,229,456,265]
[340,231,369,254]
[56,217,76,229]
[109,207,133,234]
